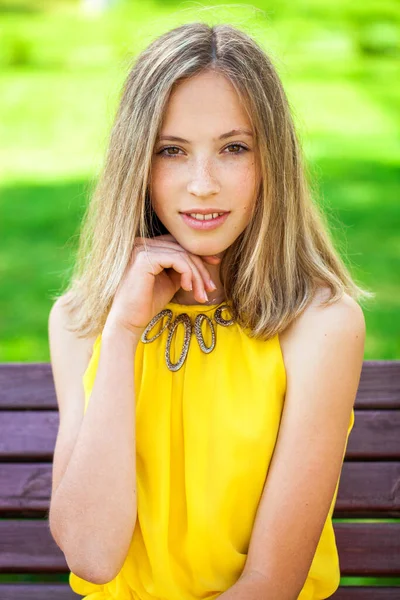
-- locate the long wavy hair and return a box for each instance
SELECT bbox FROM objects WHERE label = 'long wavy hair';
[54,21,374,340]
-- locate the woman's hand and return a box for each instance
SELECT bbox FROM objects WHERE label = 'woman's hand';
[106,234,221,336]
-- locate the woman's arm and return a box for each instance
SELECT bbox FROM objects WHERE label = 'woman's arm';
[49,320,140,585]
[221,290,365,600]
[219,571,271,599]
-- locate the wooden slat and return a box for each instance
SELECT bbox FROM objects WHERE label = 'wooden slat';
[334,588,400,599]
[0,584,79,600]
[0,521,68,572]
[357,361,400,408]
[0,364,55,409]
[1,409,399,460]
[1,521,399,575]
[0,585,399,600]
[0,464,52,513]
[335,522,400,575]
[345,411,400,459]
[335,462,400,516]
[1,462,399,515]
[0,413,58,459]
[1,360,399,409]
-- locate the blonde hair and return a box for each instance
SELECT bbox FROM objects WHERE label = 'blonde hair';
[55,21,374,340]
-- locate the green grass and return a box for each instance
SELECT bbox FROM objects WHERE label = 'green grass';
[0,0,399,360]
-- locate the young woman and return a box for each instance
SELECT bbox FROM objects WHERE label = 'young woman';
[48,21,372,600]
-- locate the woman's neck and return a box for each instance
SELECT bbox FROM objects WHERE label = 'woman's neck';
[171,291,226,306]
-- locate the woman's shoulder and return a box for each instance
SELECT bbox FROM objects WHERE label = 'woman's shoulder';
[51,292,99,362]
[279,284,364,361]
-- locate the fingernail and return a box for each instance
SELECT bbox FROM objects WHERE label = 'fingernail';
[203,290,209,301]
[209,279,217,290]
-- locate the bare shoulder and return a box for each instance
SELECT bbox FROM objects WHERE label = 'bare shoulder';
[49,292,98,360]
[279,285,366,363]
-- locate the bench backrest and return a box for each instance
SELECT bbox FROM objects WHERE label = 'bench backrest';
[0,360,399,599]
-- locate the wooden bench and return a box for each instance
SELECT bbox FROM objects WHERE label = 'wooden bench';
[0,359,399,599]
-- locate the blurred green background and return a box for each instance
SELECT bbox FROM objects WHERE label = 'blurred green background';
[0,0,399,362]
[0,0,399,593]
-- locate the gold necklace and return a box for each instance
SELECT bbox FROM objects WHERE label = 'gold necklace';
[140,302,235,372]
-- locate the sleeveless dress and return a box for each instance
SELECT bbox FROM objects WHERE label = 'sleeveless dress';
[69,300,355,600]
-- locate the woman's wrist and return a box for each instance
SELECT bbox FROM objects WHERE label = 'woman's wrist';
[103,319,143,347]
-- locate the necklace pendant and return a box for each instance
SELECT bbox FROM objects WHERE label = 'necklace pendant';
[214,304,235,326]
[194,314,215,353]
[141,309,173,343]
[165,313,192,372]
[140,303,235,372]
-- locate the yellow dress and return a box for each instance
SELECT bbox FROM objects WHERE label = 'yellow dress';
[69,300,354,600]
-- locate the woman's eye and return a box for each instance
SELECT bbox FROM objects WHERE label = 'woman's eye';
[156,143,248,158]
[157,146,182,157]
[225,143,248,154]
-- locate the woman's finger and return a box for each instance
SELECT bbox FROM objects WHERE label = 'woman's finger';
[139,249,209,302]
[136,238,217,290]
[181,253,211,301]
[146,234,222,264]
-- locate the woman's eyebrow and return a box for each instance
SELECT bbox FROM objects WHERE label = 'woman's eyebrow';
[156,128,254,143]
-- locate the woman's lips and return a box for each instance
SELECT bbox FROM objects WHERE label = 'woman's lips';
[179,212,230,231]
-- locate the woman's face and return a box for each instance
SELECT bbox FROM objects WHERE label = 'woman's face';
[149,70,260,259]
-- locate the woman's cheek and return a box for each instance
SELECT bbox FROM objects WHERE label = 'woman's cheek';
[232,168,258,204]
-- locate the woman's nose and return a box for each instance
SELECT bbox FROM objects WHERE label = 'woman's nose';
[186,159,220,196]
